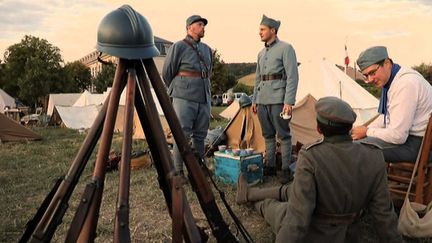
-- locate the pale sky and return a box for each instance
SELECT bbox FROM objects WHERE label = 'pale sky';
[0,0,431,68]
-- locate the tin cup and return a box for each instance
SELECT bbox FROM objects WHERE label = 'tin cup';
[279,111,291,120]
[232,148,241,156]
[218,145,226,152]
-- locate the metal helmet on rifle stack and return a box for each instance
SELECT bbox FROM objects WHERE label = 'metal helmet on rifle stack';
[96,4,159,59]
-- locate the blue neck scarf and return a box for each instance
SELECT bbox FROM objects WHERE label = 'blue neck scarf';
[378,63,401,126]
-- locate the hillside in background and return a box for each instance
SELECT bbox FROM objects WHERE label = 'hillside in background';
[225,63,256,80]
[236,73,255,87]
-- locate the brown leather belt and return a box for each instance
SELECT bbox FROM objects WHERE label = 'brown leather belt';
[314,209,363,224]
[177,70,209,79]
[261,73,284,81]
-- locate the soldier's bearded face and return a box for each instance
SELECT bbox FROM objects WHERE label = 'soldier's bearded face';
[188,21,206,39]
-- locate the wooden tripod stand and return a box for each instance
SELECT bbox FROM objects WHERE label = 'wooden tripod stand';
[21,58,238,243]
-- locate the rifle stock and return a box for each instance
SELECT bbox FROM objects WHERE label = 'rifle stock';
[70,59,127,242]
[113,67,136,243]
[20,89,113,243]
[21,56,242,242]
[19,177,62,243]
[135,61,202,242]
[142,59,238,242]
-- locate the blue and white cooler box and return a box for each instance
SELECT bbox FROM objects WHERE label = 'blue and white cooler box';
[214,151,263,185]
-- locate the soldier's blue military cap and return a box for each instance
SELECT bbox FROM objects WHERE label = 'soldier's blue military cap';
[186,15,208,28]
[357,46,388,71]
[260,15,281,31]
[316,97,356,126]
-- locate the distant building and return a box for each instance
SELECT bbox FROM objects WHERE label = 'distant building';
[78,36,173,91]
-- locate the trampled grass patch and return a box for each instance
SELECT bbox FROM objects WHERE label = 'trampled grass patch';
[0,126,430,242]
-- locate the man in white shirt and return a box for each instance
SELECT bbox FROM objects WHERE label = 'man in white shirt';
[351,46,432,162]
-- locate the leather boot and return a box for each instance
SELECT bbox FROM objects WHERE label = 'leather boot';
[263,166,277,176]
[280,139,292,171]
[265,138,276,167]
[236,173,282,204]
[277,169,293,184]
[236,173,249,204]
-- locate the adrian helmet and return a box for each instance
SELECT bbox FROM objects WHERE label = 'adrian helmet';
[96,5,160,59]
[238,94,252,108]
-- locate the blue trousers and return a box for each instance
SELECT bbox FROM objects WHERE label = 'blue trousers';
[172,97,210,172]
[257,104,292,170]
[358,135,423,163]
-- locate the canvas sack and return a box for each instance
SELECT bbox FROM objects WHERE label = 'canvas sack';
[397,136,432,237]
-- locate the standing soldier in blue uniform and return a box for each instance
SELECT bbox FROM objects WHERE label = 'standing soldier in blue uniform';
[162,15,212,176]
[252,15,299,183]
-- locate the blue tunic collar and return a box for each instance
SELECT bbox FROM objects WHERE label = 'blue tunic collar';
[265,38,279,48]
[185,35,201,43]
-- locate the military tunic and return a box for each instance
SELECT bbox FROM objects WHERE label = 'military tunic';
[163,35,212,104]
[253,38,298,105]
[253,38,299,170]
[256,135,402,242]
[162,35,212,171]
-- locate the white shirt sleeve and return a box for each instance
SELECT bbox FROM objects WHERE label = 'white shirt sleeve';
[366,76,418,144]
[368,114,385,128]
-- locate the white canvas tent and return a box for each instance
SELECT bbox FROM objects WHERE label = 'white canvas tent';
[114,105,171,140]
[50,88,170,140]
[118,88,164,115]
[235,58,379,125]
[296,58,379,125]
[72,90,105,107]
[100,87,164,115]
[50,104,170,140]
[0,88,15,113]
[51,105,100,129]
[114,87,167,139]
[223,94,321,149]
[47,93,81,116]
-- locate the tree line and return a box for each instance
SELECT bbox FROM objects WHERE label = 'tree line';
[0,35,254,109]
[0,35,92,108]
[1,35,431,110]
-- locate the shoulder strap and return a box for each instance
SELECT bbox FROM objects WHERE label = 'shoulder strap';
[182,38,210,72]
[304,138,324,150]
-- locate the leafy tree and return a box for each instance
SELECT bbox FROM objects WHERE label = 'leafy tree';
[93,62,116,93]
[0,59,5,88]
[357,81,381,98]
[63,61,92,92]
[225,62,257,79]
[413,63,432,85]
[211,50,236,94]
[2,35,63,107]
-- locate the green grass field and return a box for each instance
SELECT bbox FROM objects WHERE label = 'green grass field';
[0,126,271,242]
[0,118,430,242]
